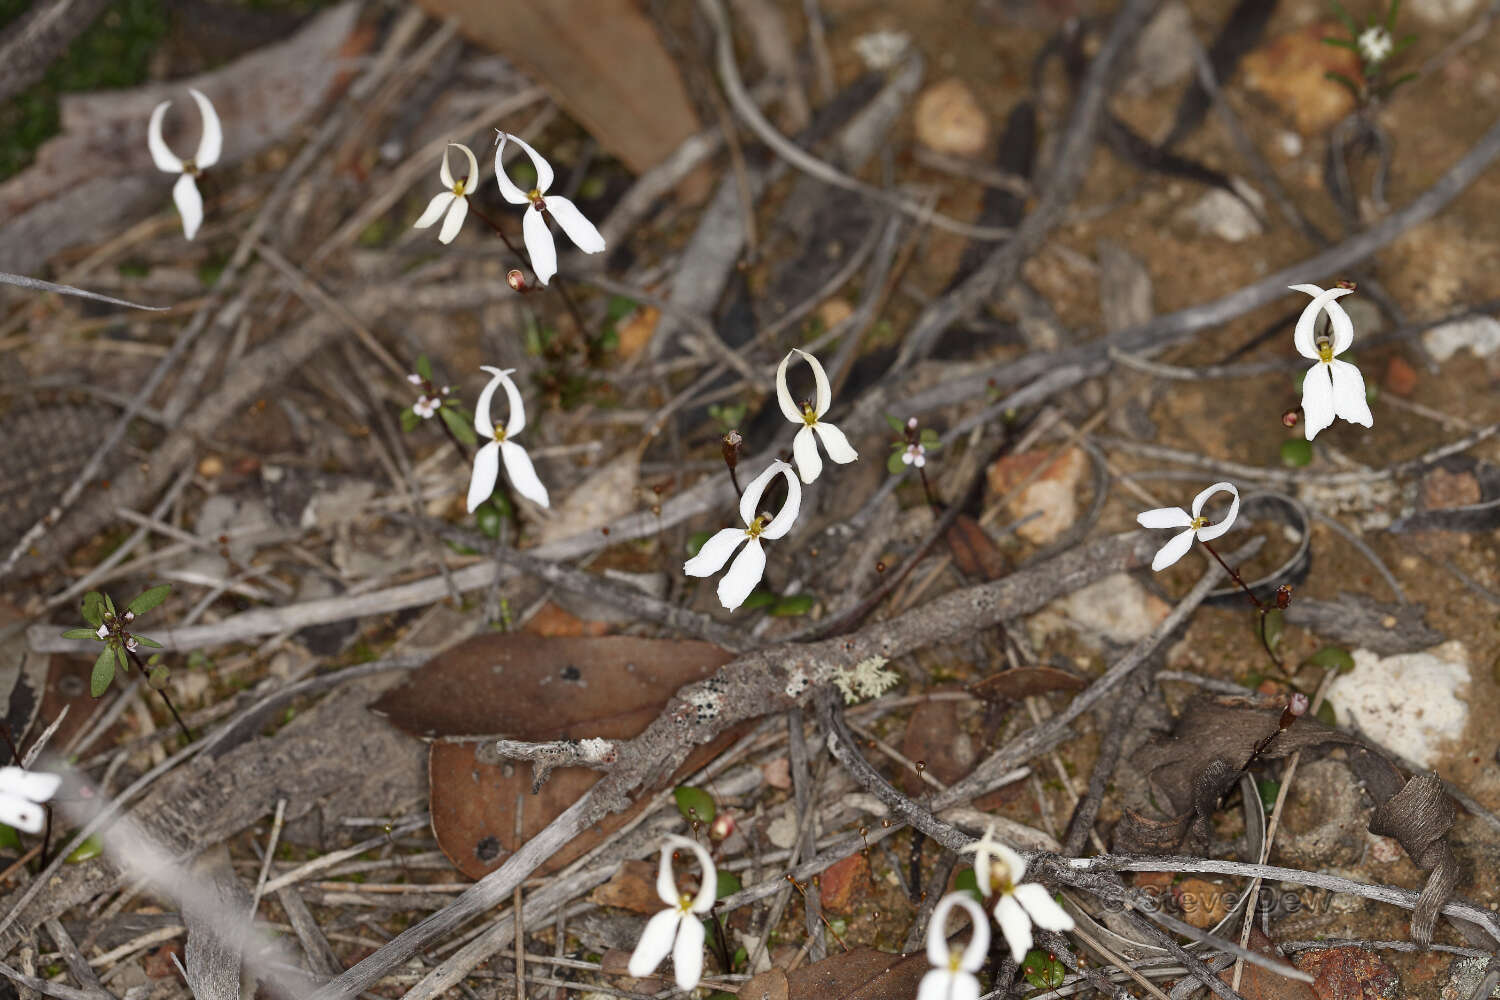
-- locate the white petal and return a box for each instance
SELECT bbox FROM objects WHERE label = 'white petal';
[738,460,781,529]
[504,131,554,194]
[493,133,531,204]
[924,893,989,972]
[1301,362,1336,441]
[813,421,858,464]
[544,196,606,253]
[482,364,527,438]
[523,206,558,286]
[759,463,802,540]
[1324,294,1356,355]
[994,893,1034,965]
[684,528,745,578]
[917,970,955,1000]
[189,88,222,168]
[173,173,204,241]
[717,538,766,611]
[0,794,46,835]
[438,196,469,245]
[671,911,705,990]
[0,769,59,805]
[665,834,718,913]
[991,840,1029,886]
[1014,882,1074,932]
[794,348,832,416]
[949,973,981,1000]
[414,191,455,230]
[655,839,680,906]
[926,894,957,967]
[147,101,183,173]
[1151,528,1197,572]
[466,441,500,513]
[1329,358,1373,427]
[1291,285,1355,361]
[439,143,456,189]
[500,441,549,508]
[774,351,802,424]
[455,142,479,191]
[1193,482,1240,541]
[792,425,823,484]
[628,910,681,978]
[1136,506,1192,530]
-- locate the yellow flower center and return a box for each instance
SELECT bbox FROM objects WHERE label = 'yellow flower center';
[801,402,818,427]
[745,514,768,539]
[1317,341,1335,364]
[493,422,507,443]
[453,180,467,196]
[183,160,200,177]
[527,187,545,209]
[947,948,964,973]
[1189,515,1208,531]
[678,892,695,913]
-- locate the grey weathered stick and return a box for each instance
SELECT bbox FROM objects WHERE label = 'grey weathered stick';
[0,271,167,311]
[0,0,110,103]
[305,531,1162,1000]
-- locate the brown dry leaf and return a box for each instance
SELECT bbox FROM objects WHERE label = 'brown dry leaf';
[587,859,661,914]
[818,852,870,914]
[1224,929,1320,1000]
[371,635,736,878]
[899,689,974,794]
[968,666,1086,704]
[786,947,928,1000]
[944,514,1007,580]
[410,0,702,177]
[741,968,790,1000]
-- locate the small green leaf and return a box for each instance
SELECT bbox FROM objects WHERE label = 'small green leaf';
[134,634,163,649]
[81,593,105,628]
[114,646,129,673]
[0,824,21,852]
[1280,439,1313,467]
[919,428,941,449]
[103,593,117,616]
[673,786,716,824]
[887,452,907,475]
[1303,646,1355,672]
[1022,948,1066,989]
[475,501,502,540]
[440,405,478,446]
[61,628,100,640]
[686,530,714,558]
[1321,37,1359,49]
[65,835,104,863]
[127,585,171,616]
[770,594,815,617]
[90,648,115,697]
[716,870,741,899]
[954,867,984,905]
[1261,609,1284,654]
[1315,700,1337,727]
[740,590,777,612]
[415,354,433,381]
[400,408,421,433]
[884,413,906,434]
[1257,778,1281,814]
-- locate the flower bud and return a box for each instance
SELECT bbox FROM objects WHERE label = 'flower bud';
[507,269,526,292]
[1279,692,1310,729]
[708,812,736,842]
[1281,409,1299,428]
[721,430,742,470]
[1274,584,1293,610]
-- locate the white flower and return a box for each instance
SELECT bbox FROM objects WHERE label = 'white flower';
[964,825,1074,964]
[147,88,222,241]
[628,835,717,990]
[1291,283,1373,441]
[917,892,989,1000]
[1135,481,1240,572]
[467,366,549,511]
[95,623,109,640]
[413,143,479,245]
[493,133,606,286]
[684,460,801,611]
[0,767,61,835]
[1358,25,1393,64]
[776,348,859,483]
[413,396,439,419]
[902,443,926,468]
[407,373,424,385]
